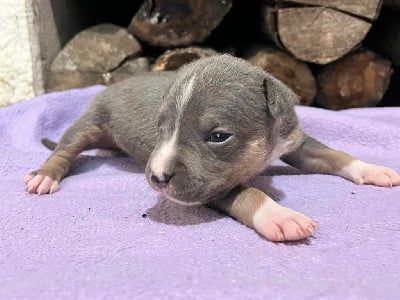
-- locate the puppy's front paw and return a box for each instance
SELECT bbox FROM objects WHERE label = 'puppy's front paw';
[24,172,60,195]
[343,160,400,187]
[253,201,317,242]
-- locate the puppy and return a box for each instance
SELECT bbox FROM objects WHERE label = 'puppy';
[25,54,400,242]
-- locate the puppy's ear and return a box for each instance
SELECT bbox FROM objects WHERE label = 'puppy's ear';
[262,76,299,118]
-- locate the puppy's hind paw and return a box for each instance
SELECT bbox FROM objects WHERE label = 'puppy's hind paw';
[24,173,59,195]
[343,161,400,188]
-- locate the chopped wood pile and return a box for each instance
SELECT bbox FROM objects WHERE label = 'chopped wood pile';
[46,0,400,110]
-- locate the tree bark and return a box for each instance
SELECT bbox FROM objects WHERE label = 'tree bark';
[261,1,382,64]
[316,49,392,110]
[128,0,232,47]
[245,46,316,105]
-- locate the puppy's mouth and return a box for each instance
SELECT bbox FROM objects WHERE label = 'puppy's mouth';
[161,188,230,207]
[163,194,205,206]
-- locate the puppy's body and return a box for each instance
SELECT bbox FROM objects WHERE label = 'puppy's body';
[25,55,400,242]
[81,71,172,165]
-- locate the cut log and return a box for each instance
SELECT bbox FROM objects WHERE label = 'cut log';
[106,57,150,85]
[261,1,382,64]
[128,0,232,47]
[365,8,400,67]
[245,46,316,105]
[46,71,104,92]
[281,0,382,20]
[152,47,218,71]
[46,24,142,92]
[316,49,392,110]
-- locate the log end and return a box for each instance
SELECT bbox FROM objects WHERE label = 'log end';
[316,49,393,110]
[152,47,218,71]
[246,46,316,105]
[128,0,232,47]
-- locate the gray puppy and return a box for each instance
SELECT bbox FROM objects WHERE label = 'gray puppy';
[25,54,400,242]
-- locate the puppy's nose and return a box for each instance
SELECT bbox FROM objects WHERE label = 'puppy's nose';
[150,172,173,190]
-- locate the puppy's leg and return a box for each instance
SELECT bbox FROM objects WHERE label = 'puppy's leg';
[24,115,105,195]
[209,185,317,242]
[282,134,400,187]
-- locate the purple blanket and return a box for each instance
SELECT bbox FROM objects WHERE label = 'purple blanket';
[1,86,399,299]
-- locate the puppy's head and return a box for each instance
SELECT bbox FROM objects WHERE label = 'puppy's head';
[145,54,298,206]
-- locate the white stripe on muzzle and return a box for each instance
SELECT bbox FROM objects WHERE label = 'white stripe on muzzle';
[150,75,196,177]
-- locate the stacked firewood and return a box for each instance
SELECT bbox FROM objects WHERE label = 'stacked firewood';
[46,0,400,110]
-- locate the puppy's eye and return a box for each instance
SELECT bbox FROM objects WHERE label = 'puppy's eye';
[207,132,232,143]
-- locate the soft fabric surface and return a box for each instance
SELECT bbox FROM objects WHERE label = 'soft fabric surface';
[1,86,399,299]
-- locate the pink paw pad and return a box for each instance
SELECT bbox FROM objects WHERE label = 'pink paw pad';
[24,174,59,195]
